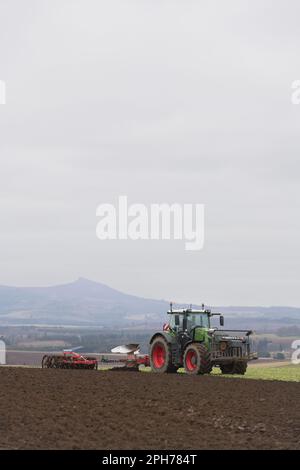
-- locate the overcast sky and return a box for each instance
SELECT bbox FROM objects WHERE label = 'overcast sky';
[0,0,299,306]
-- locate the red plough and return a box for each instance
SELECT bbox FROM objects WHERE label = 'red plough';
[100,344,150,371]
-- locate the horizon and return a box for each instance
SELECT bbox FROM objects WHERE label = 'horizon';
[0,277,299,309]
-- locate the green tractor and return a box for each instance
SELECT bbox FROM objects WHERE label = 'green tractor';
[149,304,257,375]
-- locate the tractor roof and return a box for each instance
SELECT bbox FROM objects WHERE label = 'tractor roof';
[167,308,211,315]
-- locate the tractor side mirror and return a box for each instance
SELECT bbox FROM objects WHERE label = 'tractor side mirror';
[220,315,224,327]
[175,315,180,326]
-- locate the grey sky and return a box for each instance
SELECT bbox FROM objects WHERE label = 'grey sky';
[0,0,299,306]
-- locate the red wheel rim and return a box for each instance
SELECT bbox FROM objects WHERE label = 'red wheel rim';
[152,343,166,368]
[185,350,197,371]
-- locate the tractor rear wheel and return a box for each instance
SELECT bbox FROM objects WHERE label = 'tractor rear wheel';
[220,361,247,375]
[183,343,212,375]
[150,336,176,373]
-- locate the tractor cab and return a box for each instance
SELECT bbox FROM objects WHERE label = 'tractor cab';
[167,305,224,337]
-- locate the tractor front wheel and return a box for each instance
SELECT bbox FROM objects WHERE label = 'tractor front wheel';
[150,336,176,373]
[183,343,212,375]
[220,361,247,375]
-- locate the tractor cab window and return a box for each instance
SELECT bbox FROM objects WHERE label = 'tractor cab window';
[169,313,210,331]
[169,314,183,331]
[186,313,210,330]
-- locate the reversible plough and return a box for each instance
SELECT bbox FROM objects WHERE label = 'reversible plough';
[100,344,150,371]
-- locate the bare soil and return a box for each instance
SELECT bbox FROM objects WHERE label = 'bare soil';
[0,367,299,450]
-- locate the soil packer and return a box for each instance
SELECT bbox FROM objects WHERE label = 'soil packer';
[42,350,98,370]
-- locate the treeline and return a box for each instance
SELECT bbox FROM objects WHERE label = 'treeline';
[275,325,300,337]
[78,331,153,353]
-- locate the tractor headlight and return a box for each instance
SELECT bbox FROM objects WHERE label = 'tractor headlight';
[220,341,227,351]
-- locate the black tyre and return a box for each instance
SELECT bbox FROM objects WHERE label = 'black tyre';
[150,336,176,373]
[220,361,247,375]
[233,361,247,375]
[220,363,234,374]
[183,343,212,375]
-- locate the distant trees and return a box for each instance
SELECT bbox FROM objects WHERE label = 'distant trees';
[275,326,300,337]
[78,331,152,353]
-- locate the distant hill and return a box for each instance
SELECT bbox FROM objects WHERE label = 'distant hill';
[0,278,169,326]
[0,278,299,330]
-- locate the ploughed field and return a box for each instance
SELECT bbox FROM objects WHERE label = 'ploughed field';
[0,367,299,450]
